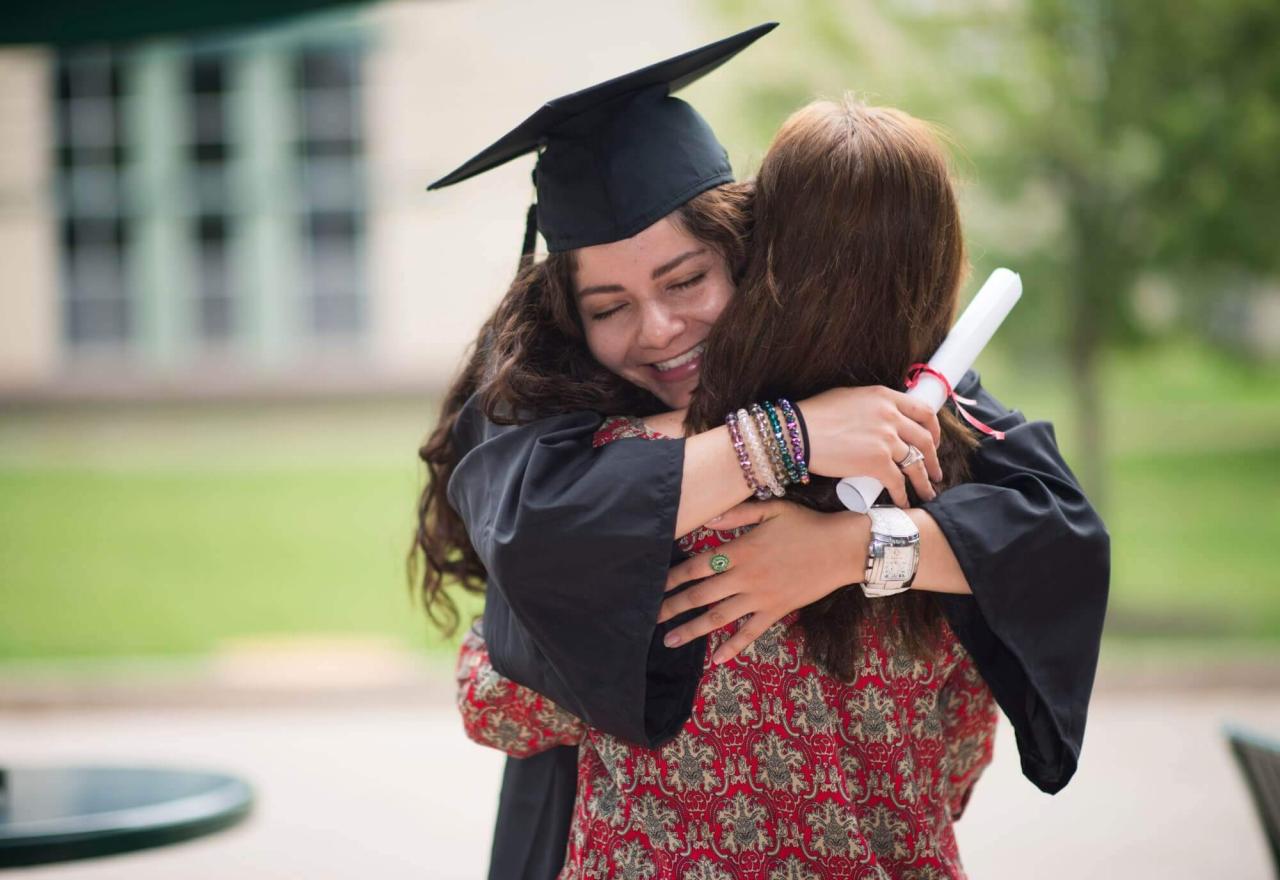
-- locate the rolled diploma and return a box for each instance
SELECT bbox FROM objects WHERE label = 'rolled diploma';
[835,267,1023,513]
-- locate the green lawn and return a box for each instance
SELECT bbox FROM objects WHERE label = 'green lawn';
[1105,446,1280,638]
[0,398,459,661]
[0,341,1277,661]
[0,464,435,658]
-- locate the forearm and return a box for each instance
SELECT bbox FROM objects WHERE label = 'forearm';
[907,508,973,595]
[829,509,972,596]
[675,424,754,537]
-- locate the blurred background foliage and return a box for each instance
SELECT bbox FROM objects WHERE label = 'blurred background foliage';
[709,0,1280,500]
[0,0,1277,667]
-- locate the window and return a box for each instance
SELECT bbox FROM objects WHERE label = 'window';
[52,30,369,366]
[54,48,131,347]
[188,50,235,343]
[295,45,366,339]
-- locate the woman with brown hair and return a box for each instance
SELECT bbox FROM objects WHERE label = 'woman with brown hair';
[454,96,1040,878]
[421,24,1108,879]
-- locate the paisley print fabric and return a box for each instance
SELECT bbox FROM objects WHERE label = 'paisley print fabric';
[457,624,586,759]
[456,416,998,879]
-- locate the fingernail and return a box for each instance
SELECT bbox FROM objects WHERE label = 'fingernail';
[709,515,723,524]
[664,633,681,648]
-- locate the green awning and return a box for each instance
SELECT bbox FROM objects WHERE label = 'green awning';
[2,0,372,46]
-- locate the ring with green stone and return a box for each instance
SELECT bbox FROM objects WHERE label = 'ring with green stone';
[709,553,731,574]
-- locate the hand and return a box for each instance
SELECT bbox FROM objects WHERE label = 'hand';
[796,386,942,507]
[659,500,871,665]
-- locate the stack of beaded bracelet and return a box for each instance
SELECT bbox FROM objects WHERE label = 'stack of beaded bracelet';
[726,398,810,498]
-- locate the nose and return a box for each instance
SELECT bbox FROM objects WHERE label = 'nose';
[636,301,685,351]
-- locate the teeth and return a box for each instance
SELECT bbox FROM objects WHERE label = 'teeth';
[654,343,705,372]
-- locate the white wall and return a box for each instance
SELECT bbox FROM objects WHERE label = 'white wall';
[0,48,59,392]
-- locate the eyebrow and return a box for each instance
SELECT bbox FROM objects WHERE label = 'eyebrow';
[577,248,708,298]
[651,248,706,280]
[578,283,625,298]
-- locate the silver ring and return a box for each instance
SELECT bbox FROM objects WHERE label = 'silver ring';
[896,445,925,470]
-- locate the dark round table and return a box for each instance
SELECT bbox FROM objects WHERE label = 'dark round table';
[0,766,253,869]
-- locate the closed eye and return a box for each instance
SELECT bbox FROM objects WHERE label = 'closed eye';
[590,303,626,322]
[670,272,706,292]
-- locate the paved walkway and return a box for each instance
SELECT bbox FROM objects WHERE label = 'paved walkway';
[2,689,1277,878]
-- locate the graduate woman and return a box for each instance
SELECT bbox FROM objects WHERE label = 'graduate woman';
[415,22,1109,878]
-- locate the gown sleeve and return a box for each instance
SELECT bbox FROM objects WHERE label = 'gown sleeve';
[447,393,706,748]
[924,370,1111,795]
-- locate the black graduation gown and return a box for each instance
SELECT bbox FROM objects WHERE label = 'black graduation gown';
[921,374,1111,793]
[485,745,577,880]
[448,371,1109,878]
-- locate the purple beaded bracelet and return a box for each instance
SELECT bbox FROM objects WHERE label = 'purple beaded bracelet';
[725,410,767,499]
[777,398,810,484]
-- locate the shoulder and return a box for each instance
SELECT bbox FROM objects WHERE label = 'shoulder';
[592,415,668,447]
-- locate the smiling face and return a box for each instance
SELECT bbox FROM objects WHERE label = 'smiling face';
[573,216,734,409]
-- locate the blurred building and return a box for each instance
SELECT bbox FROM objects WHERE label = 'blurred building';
[0,0,705,399]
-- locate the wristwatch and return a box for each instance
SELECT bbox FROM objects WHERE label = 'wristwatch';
[861,506,921,598]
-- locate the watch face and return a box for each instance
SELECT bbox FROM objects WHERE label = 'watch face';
[881,546,916,582]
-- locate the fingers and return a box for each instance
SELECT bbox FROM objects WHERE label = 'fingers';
[896,415,943,483]
[880,444,911,508]
[901,456,936,501]
[706,499,782,533]
[666,552,721,591]
[667,548,744,591]
[658,572,741,624]
[887,436,934,503]
[888,389,942,448]
[662,595,756,648]
[710,614,776,666]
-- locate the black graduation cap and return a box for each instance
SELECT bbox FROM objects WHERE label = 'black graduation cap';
[428,22,777,254]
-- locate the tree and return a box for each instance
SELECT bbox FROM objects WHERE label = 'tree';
[709,0,1280,504]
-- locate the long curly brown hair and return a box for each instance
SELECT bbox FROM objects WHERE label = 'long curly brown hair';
[409,183,754,636]
[685,97,978,678]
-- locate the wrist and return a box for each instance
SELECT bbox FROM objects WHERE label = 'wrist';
[861,506,922,597]
[834,511,872,587]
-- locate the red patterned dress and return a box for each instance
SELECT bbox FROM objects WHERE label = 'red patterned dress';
[457,416,998,880]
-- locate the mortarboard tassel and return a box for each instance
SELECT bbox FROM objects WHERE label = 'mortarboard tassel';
[518,201,538,272]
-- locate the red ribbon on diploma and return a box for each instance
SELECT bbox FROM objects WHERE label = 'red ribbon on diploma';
[905,363,1006,441]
